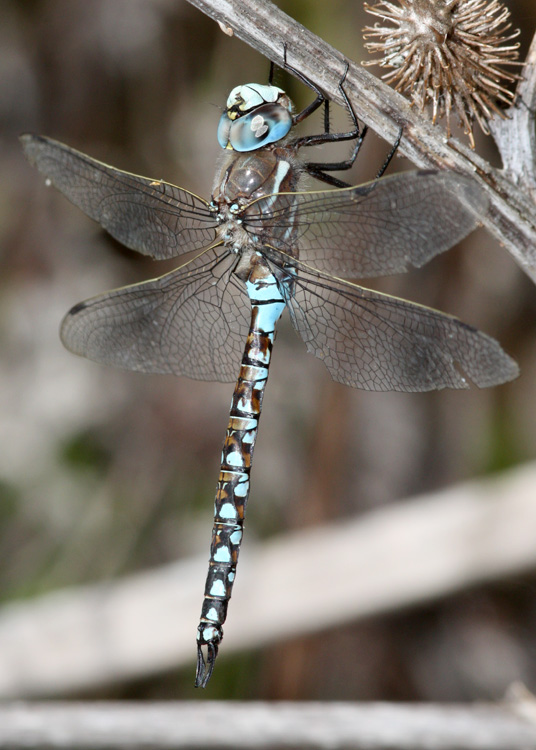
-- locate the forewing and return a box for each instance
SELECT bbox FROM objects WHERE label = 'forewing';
[246,171,488,278]
[274,259,518,392]
[60,247,250,382]
[21,134,218,260]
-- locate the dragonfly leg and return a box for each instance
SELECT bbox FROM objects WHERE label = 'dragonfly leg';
[375,126,403,179]
[291,62,362,151]
[289,59,403,186]
[287,63,371,187]
[300,167,358,189]
[268,50,323,122]
[268,59,276,86]
[302,66,364,162]
[274,50,368,186]
[305,124,403,187]
[324,99,331,135]
[278,44,327,126]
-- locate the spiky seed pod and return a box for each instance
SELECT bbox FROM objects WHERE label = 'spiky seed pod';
[363,0,522,147]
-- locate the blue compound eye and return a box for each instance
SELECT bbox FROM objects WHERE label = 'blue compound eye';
[226,104,292,152]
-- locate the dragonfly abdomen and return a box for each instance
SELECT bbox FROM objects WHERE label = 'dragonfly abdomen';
[196,254,286,687]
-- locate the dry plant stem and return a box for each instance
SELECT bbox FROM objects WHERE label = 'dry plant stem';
[490,29,536,201]
[1,700,536,749]
[185,0,536,282]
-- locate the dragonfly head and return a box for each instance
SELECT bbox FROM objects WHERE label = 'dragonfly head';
[217,83,293,152]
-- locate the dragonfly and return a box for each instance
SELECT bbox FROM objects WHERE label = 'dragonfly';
[21,64,518,687]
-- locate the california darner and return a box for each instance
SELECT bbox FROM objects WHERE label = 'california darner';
[21,67,518,687]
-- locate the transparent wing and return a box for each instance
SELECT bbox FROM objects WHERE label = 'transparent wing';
[21,134,219,260]
[245,171,488,278]
[61,247,251,382]
[272,257,518,392]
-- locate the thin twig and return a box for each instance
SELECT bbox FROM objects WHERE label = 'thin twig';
[184,0,536,282]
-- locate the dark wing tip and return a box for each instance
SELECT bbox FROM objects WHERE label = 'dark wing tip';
[59,301,91,356]
[20,133,55,170]
[67,301,89,316]
[415,168,438,177]
[20,132,46,148]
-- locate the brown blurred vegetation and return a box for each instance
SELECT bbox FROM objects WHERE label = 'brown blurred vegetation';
[1,0,536,700]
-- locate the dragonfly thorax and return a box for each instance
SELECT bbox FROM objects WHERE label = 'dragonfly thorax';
[217,83,293,152]
[216,209,251,254]
[212,146,301,255]
[212,148,299,205]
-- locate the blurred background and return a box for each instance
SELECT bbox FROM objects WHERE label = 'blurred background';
[1,0,536,701]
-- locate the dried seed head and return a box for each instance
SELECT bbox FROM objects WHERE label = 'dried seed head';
[363,0,522,147]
